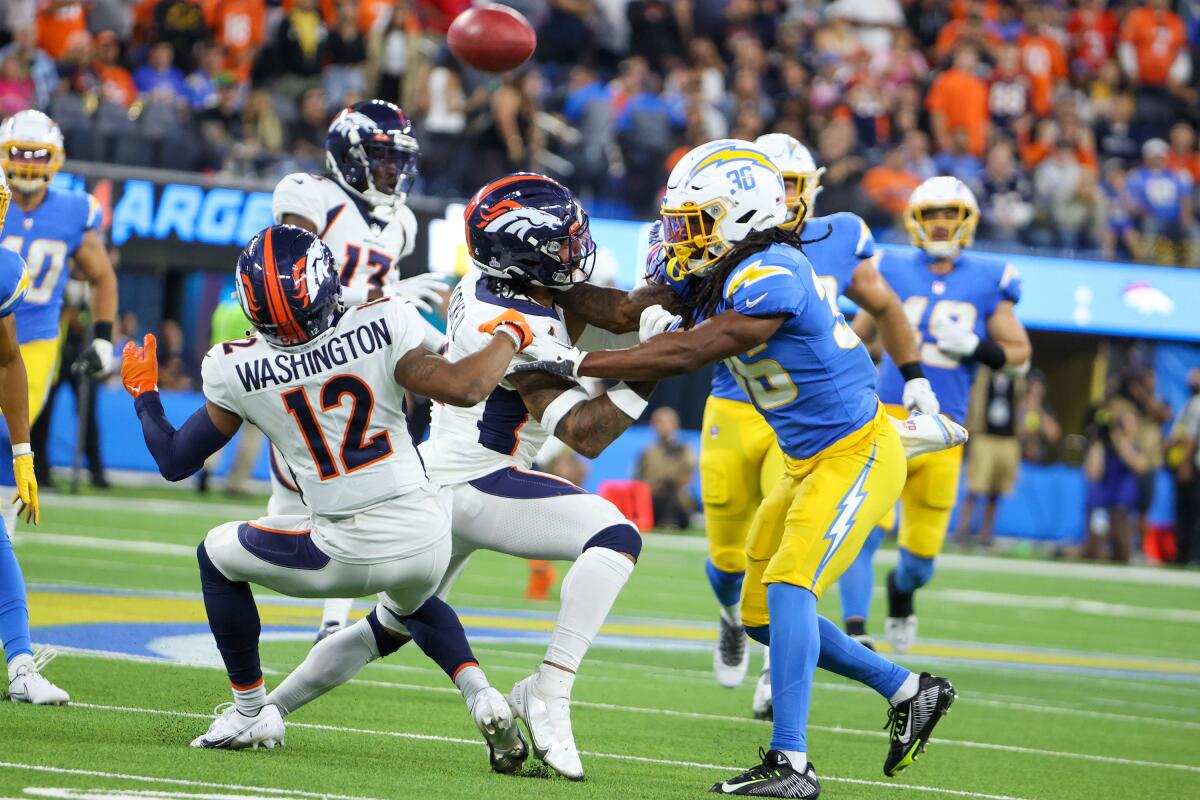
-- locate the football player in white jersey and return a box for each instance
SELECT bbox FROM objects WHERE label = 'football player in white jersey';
[260,174,679,781]
[121,225,536,768]
[270,99,448,638]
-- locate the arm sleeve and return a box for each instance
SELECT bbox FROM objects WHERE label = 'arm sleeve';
[133,392,233,481]
[272,173,328,230]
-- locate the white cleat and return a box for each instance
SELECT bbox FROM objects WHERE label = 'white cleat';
[190,702,285,750]
[891,413,968,459]
[469,686,528,774]
[885,615,918,654]
[507,675,583,780]
[751,669,772,720]
[713,609,749,688]
[7,647,69,706]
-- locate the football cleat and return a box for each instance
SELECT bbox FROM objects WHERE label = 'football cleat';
[508,675,583,780]
[710,748,820,798]
[314,620,343,643]
[751,669,773,720]
[883,673,956,776]
[7,647,69,705]
[190,702,285,750]
[469,686,528,774]
[714,610,749,688]
[884,615,917,654]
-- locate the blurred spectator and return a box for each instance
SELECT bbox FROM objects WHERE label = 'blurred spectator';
[816,116,868,218]
[92,30,136,108]
[1099,159,1146,261]
[615,65,673,215]
[0,26,56,108]
[1018,369,1061,464]
[415,51,468,197]
[861,146,920,225]
[1118,0,1189,90]
[197,73,242,167]
[479,69,545,182]
[153,0,208,74]
[1,2,35,42]
[1066,0,1118,78]
[959,368,1023,548]
[926,45,989,157]
[635,406,696,530]
[157,319,193,390]
[974,138,1033,244]
[1094,93,1140,165]
[1018,7,1067,118]
[934,126,983,183]
[1124,370,1171,555]
[1166,121,1200,183]
[324,0,367,106]
[134,40,189,104]
[0,53,34,118]
[1126,138,1195,265]
[206,0,265,83]
[1033,137,1104,250]
[1167,368,1200,565]
[37,0,89,60]
[1083,388,1147,563]
[536,0,597,67]
[290,86,329,164]
[366,1,413,104]
[270,0,328,83]
[185,42,224,110]
[987,43,1029,134]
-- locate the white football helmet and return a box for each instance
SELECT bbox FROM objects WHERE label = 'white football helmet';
[660,139,787,276]
[754,133,825,230]
[0,110,65,193]
[904,176,979,260]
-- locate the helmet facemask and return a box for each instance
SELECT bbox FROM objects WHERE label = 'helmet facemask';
[778,168,825,231]
[1,140,64,193]
[904,202,978,259]
[328,131,420,210]
[660,200,730,277]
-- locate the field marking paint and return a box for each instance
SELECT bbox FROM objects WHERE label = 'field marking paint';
[22,533,196,558]
[46,494,262,519]
[0,763,381,800]
[66,704,1033,800]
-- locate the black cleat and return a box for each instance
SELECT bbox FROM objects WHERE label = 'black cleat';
[883,673,956,777]
[710,748,820,798]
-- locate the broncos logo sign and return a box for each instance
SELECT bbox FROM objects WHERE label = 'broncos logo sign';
[477,199,562,241]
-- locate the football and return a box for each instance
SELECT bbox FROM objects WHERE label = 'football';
[447,4,537,73]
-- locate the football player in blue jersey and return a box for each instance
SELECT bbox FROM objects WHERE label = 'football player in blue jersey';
[0,167,67,705]
[854,176,1031,654]
[517,140,965,797]
[0,111,118,536]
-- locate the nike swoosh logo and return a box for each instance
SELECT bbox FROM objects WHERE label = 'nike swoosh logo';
[721,779,768,793]
[290,176,304,184]
[744,293,768,308]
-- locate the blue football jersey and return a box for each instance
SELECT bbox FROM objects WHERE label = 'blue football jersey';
[0,248,29,319]
[0,188,102,343]
[876,249,1022,423]
[711,242,879,459]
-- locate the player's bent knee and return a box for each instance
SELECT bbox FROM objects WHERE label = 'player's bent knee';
[896,548,936,591]
[583,523,642,562]
[710,546,746,575]
[365,608,409,656]
[196,540,236,588]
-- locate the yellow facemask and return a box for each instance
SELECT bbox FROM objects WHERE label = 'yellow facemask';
[903,201,978,256]
[660,200,730,277]
[778,170,822,231]
[0,139,65,192]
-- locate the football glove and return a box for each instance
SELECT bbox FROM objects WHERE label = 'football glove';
[72,338,114,378]
[121,334,159,397]
[902,377,940,415]
[638,304,681,343]
[479,308,535,352]
[890,413,968,459]
[930,316,979,360]
[11,446,38,525]
[510,346,587,380]
[385,273,450,314]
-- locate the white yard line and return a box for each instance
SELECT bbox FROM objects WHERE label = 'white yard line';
[66,704,1033,800]
[0,763,382,800]
[46,494,263,519]
[924,588,1200,623]
[19,532,196,558]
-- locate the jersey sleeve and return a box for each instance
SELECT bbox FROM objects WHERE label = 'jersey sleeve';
[200,345,241,415]
[391,299,432,359]
[272,173,329,231]
[997,262,1022,305]
[848,214,875,260]
[393,203,418,260]
[723,256,807,318]
[0,252,30,318]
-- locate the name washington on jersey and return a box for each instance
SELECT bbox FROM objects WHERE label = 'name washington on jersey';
[234,317,393,392]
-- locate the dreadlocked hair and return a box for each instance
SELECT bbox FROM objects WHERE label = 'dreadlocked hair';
[682,223,831,328]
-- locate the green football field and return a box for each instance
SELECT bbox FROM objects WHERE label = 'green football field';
[2,488,1199,800]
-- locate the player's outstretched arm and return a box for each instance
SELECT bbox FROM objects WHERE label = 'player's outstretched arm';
[509,371,655,459]
[0,314,38,523]
[556,282,682,334]
[846,257,920,368]
[73,230,119,377]
[393,309,531,407]
[122,335,241,481]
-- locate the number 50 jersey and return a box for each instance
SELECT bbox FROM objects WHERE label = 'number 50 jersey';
[0,187,101,343]
[201,298,430,537]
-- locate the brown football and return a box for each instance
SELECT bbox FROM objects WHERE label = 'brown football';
[447,5,537,73]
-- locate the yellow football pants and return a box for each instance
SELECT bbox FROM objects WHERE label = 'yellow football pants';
[742,404,906,629]
[700,396,784,574]
[0,338,61,426]
[880,405,965,559]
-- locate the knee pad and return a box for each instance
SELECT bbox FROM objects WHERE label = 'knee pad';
[584,523,642,561]
[894,548,936,593]
[745,624,770,647]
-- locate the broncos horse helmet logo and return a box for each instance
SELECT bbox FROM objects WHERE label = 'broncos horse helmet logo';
[477,200,562,242]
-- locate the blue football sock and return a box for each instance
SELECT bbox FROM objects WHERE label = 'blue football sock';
[766,583,819,753]
[197,542,262,688]
[816,615,908,698]
[894,547,936,594]
[401,596,478,680]
[0,519,32,663]
[837,526,884,623]
[705,559,744,609]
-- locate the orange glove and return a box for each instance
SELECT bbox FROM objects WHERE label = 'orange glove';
[121,333,159,397]
[479,308,534,352]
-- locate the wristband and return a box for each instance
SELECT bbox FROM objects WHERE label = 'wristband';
[607,381,649,420]
[973,339,1006,370]
[494,324,523,349]
[540,387,589,436]
[93,321,114,342]
[11,443,31,458]
[898,361,925,382]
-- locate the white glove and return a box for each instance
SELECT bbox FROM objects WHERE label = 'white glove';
[638,304,681,342]
[510,342,587,380]
[890,413,968,459]
[386,272,449,313]
[73,338,114,377]
[902,377,940,415]
[930,316,979,359]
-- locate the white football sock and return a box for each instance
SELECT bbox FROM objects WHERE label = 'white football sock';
[2,489,18,540]
[761,644,771,673]
[454,664,490,703]
[321,597,355,627]
[780,750,807,769]
[267,617,380,715]
[540,547,634,696]
[7,652,33,681]
[890,671,919,705]
[534,661,575,700]
[232,680,266,716]
[720,604,742,627]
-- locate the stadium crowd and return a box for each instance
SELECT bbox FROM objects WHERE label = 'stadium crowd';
[1,1,1200,264]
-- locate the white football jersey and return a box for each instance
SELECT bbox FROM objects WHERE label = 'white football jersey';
[422,271,579,485]
[202,298,430,559]
[272,173,418,306]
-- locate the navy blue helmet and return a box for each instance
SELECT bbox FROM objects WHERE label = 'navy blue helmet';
[236,225,341,348]
[464,173,596,290]
[326,100,420,205]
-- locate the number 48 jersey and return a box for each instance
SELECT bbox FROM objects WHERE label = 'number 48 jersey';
[202,298,428,537]
[876,249,1022,423]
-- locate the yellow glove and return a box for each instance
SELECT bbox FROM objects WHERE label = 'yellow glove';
[11,444,39,526]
